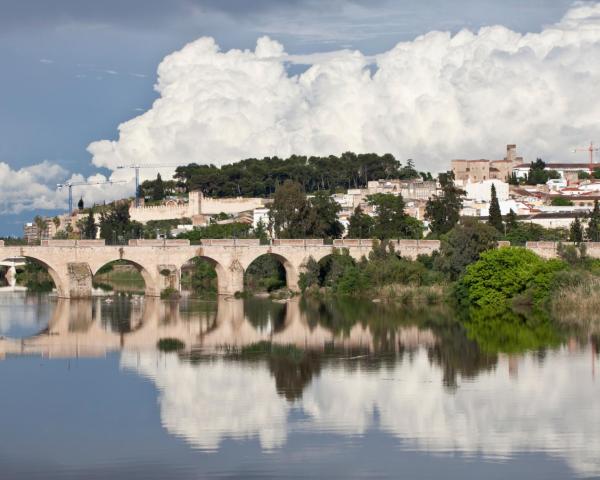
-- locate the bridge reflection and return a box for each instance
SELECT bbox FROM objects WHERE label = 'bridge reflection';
[0,297,439,359]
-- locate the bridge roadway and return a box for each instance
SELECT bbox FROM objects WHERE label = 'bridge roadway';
[0,238,441,298]
[2,239,598,299]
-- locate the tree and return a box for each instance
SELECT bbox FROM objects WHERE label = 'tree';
[52,216,61,229]
[308,191,344,239]
[569,216,584,243]
[587,200,600,242]
[268,180,312,238]
[526,158,560,185]
[425,172,464,236]
[99,202,142,244]
[508,172,520,185]
[367,193,423,240]
[399,159,419,179]
[488,183,503,232]
[83,208,97,240]
[152,173,166,202]
[504,209,518,234]
[456,247,565,309]
[347,206,374,238]
[550,197,574,206]
[33,215,46,242]
[77,197,84,211]
[434,218,499,280]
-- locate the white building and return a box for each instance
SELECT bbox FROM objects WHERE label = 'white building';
[462,180,509,202]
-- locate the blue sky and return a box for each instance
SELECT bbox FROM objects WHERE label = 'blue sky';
[0,0,589,235]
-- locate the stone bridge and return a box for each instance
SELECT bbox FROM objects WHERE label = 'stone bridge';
[0,238,440,298]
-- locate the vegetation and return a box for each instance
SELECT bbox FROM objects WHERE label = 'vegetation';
[425,172,464,236]
[99,202,143,244]
[488,184,503,233]
[172,152,427,196]
[525,158,560,185]
[367,193,423,240]
[550,197,574,206]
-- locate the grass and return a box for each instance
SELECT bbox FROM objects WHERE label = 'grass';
[550,276,600,334]
[372,284,448,307]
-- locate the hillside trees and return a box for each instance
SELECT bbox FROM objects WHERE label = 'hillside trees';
[425,172,464,236]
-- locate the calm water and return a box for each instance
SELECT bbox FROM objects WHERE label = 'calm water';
[0,291,599,479]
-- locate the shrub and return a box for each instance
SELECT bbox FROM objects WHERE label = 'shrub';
[456,247,566,309]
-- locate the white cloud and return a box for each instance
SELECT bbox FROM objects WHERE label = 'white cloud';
[0,161,68,214]
[88,3,600,175]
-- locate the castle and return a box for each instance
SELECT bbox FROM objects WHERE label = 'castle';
[129,191,266,225]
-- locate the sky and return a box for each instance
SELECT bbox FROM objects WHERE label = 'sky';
[0,0,598,235]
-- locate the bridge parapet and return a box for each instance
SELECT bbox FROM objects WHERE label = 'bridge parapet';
[128,239,190,247]
[41,239,106,247]
[200,239,260,246]
[272,239,324,246]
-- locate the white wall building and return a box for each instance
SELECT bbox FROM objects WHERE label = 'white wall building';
[462,180,509,202]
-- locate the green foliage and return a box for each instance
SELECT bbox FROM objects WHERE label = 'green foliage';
[178,222,253,242]
[245,255,286,292]
[569,216,584,243]
[347,206,374,238]
[504,209,518,233]
[174,152,407,196]
[77,197,84,211]
[504,222,568,246]
[99,202,143,244]
[488,183,503,232]
[456,247,566,309]
[425,172,464,236]
[299,257,320,292]
[550,197,574,206]
[269,180,313,238]
[182,258,218,295]
[152,173,166,201]
[434,218,499,280]
[587,200,600,241]
[160,287,181,300]
[526,158,560,185]
[83,208,97,240]
[578,170,591,180]
[367,193,423,240]
[308,191,344,239]
[556,242,588,267]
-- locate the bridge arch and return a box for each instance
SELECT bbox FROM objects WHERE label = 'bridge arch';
[243,252,300,293]
[1,254,66,296]
[91,259,156,296]
[179,254,238,296]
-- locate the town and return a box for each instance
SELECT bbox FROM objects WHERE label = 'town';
[20,143,600,244]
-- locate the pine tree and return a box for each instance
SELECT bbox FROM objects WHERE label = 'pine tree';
[587,200,600,242]
[570,216,584,243]
[488,183,504,233]
[83,208,97,240]
[504,208,518,233]
[77,197,84,211]
[425,172,464,236]
[152,173,165,201]
[347,206,374,238]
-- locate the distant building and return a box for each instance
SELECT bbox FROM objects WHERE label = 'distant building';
[513,162,593,180]
[452,144,523,182]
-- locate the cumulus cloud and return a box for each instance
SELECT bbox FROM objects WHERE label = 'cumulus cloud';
[0,161,68,214]
[89,3,600,176]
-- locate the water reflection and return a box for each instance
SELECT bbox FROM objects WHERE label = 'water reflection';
[0,295,599,478]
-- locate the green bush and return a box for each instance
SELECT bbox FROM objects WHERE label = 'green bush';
[456,247,566,309]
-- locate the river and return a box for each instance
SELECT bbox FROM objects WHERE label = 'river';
[0,291,598,479]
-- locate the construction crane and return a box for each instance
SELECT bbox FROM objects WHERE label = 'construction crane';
[116,164,181,207]
[57,180,127,213]
[572,141,600,174]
